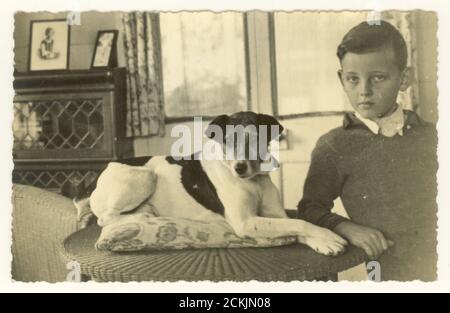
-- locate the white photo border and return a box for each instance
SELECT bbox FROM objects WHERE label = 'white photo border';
[2,0,450,293]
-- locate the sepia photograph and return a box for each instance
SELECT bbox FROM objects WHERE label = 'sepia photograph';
[28,19,70,71]
[91,30,118,68]
[4,2,448,295]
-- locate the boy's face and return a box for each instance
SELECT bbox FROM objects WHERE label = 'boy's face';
[338,47,410,120]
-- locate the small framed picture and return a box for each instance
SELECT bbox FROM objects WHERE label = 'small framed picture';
[91,30,119,69]
[28,19,70,71]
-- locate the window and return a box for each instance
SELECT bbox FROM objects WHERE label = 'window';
[273,12,367,115]
[160,12,248,118]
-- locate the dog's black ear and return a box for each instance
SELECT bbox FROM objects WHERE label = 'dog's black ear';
[257,114,284,141]
[205,114,230,141]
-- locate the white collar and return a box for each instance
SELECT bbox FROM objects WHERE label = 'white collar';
[355,104,405,137]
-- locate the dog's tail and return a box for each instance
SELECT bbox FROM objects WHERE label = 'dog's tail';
[73,196,95,229]
[60,178,97,229]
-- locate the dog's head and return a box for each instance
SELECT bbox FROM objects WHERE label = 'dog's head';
[205,111,284,179]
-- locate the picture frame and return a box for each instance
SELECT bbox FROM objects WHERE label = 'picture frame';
[28,19,70,71]
[91,30,119,69]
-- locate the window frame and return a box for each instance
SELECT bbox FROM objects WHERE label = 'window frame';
[161,12,349,125]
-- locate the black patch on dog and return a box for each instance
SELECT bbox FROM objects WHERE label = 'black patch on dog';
[120,156,153,166]
[166,154,225,216]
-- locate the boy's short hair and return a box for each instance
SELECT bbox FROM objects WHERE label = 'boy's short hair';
[337,20,408,71]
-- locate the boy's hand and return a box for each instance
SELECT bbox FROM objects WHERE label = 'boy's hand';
[333,221,394,260]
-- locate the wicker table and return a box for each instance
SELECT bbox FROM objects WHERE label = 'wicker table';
[61,224,368,282]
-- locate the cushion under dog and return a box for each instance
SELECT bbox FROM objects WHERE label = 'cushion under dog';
[96,213,297,252]
[90,161,297,251]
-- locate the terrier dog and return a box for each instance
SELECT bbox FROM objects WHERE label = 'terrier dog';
[74,112,347,256]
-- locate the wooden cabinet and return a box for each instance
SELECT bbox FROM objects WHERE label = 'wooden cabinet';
[12,68,133,194]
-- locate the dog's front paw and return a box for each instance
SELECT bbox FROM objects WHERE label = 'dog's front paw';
[303,230,348,256]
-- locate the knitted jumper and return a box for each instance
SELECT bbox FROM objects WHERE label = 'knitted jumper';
[297,111,438,281]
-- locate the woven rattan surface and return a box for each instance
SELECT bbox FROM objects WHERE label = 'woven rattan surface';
[61,224,367,282]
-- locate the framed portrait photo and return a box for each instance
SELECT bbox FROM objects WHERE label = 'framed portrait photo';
[91,30,118,69]
[28,19,70,71]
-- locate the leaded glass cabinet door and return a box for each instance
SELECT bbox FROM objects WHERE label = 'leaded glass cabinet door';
[12,68,131,194]
[13,92,114,160]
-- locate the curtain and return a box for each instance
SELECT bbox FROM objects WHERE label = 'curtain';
[383,11,419,111]
[122,12,165,137]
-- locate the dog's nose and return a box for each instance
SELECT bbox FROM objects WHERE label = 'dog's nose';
[234,163,248,175]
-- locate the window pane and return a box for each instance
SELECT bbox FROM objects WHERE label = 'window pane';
[160,12,247,118]
[274,12,367,115]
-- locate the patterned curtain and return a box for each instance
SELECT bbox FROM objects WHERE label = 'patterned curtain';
[122,12,165,137]
[382,11,419,111]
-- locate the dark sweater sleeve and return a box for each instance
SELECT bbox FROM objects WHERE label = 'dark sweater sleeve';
[297,134,349,230]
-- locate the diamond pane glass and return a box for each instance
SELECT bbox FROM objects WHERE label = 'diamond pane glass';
[13,170,100,192]
[13,99,105,150]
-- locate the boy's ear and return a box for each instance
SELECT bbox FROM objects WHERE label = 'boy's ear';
[205,114,230,141]
[257,114,284,142]
[399,67,413,92]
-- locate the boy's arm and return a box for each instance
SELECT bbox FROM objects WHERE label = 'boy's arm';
[297,134,393,259]
[297,135,349,230]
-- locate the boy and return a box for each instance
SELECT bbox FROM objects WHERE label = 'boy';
[297,21,438,281]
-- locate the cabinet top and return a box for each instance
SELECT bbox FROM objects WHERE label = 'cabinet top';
[14,68,126,91]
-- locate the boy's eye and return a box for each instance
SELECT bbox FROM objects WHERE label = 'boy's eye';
[371,75,387,83]
[346,76,360,84]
